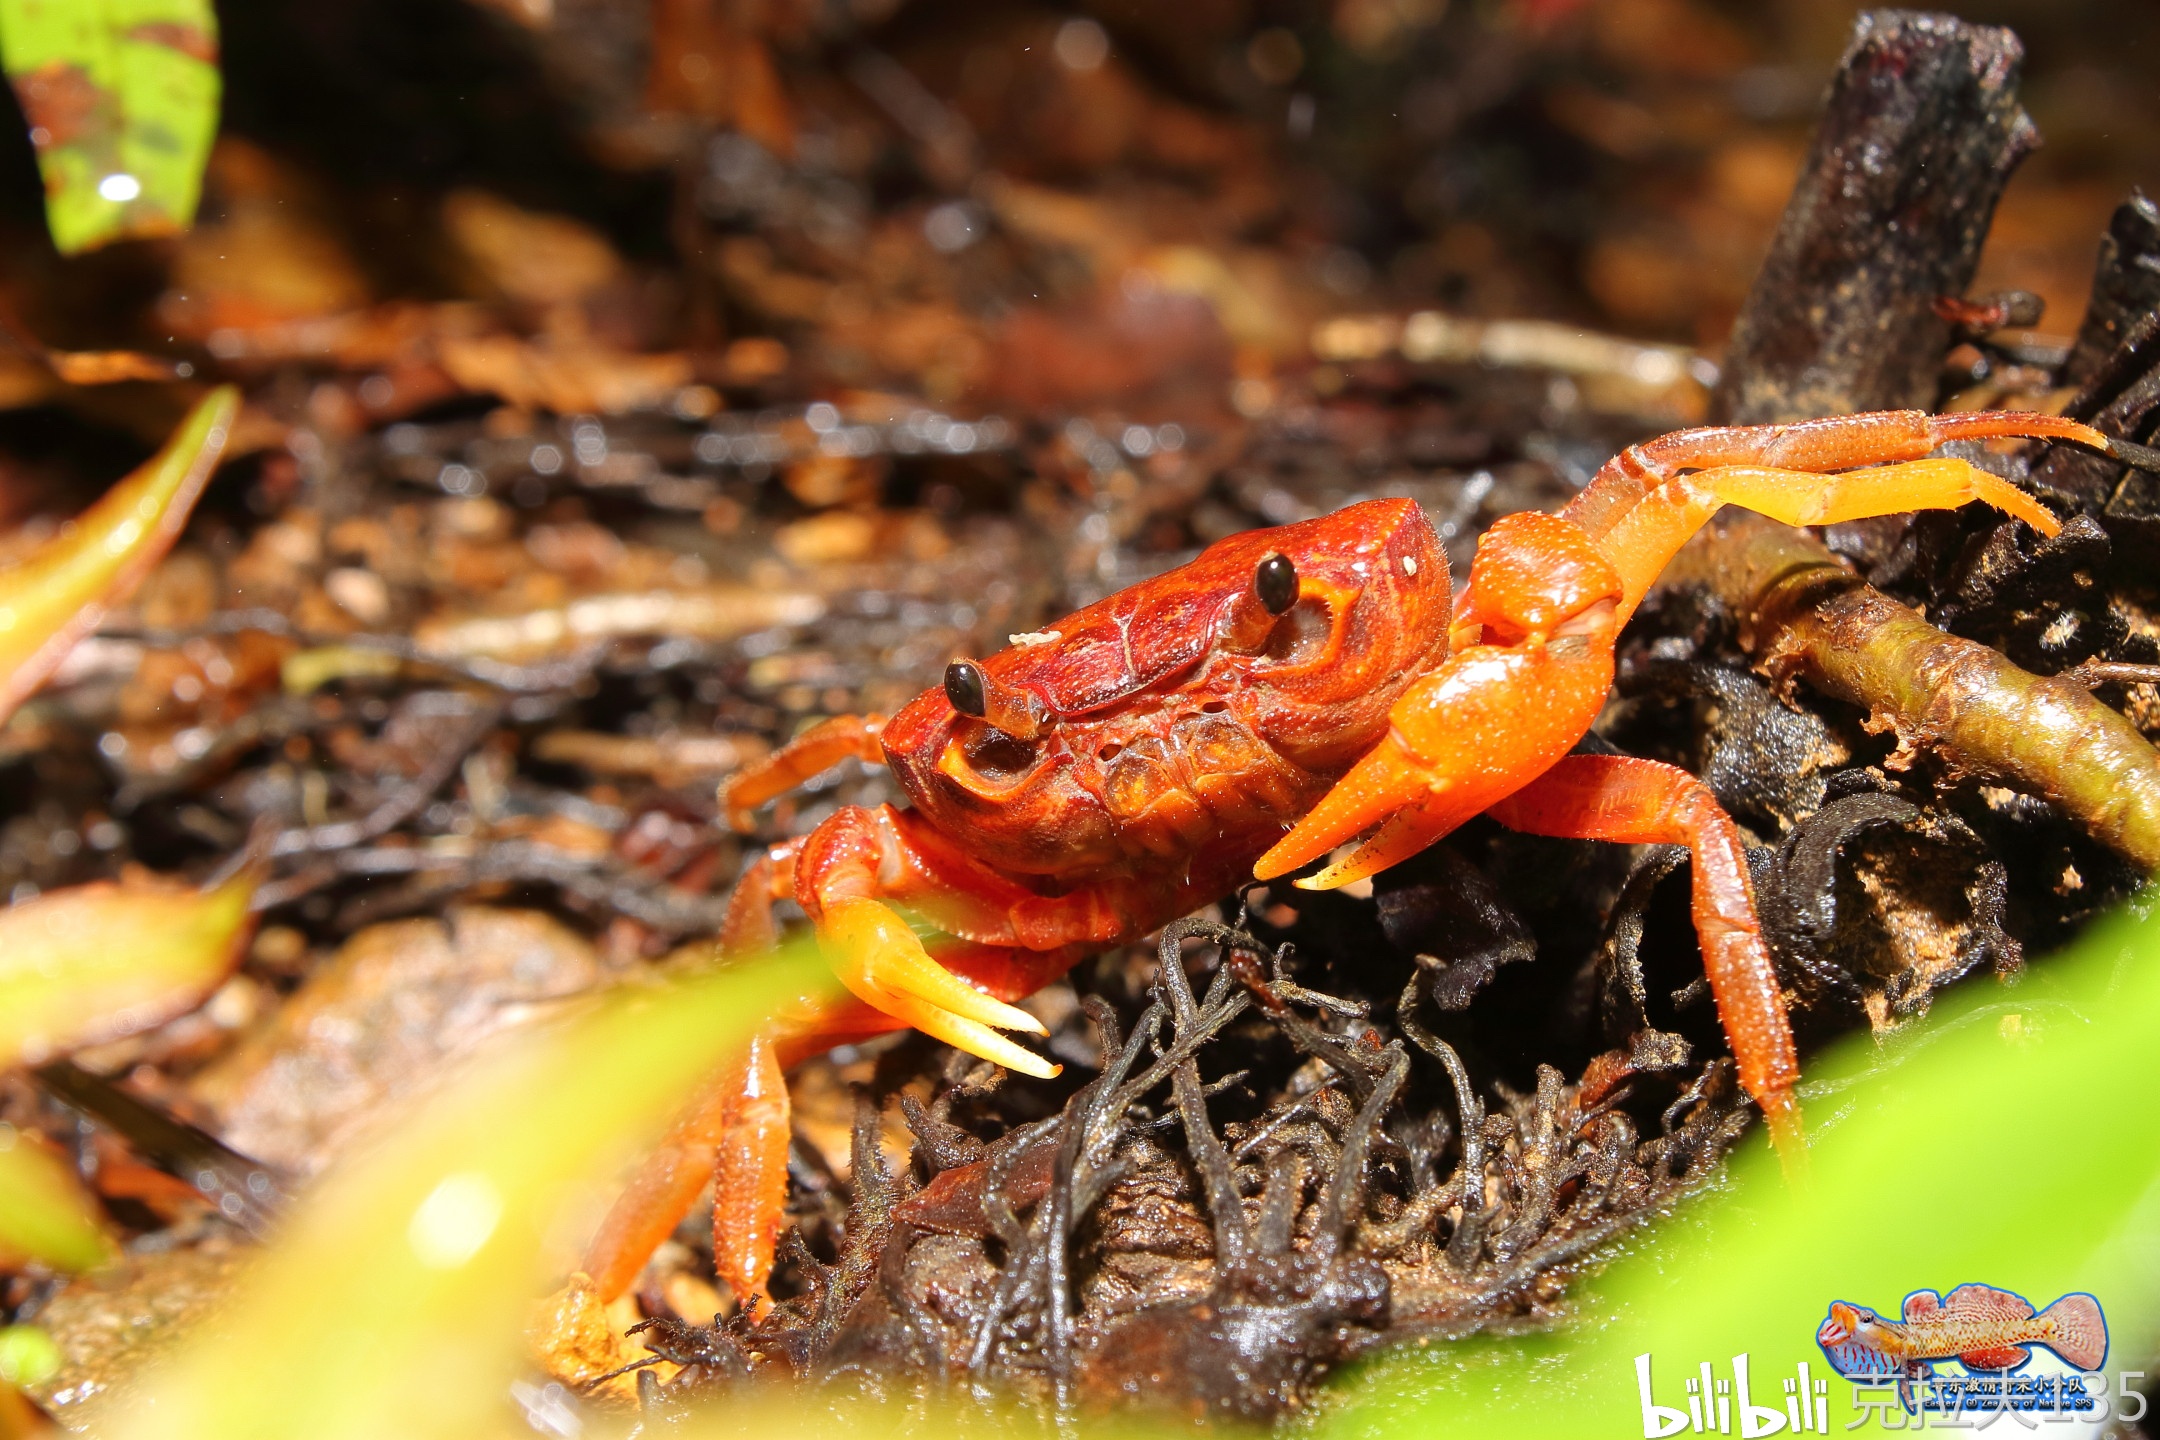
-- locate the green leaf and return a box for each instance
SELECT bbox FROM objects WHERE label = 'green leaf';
[0,1325,62,1389]
[0,384,235,725]
[1312,901,2160,1438]
[103,945,831,1440]
[0,865,254,1066]
[0,0,219,254]
[0,1133,112,1273]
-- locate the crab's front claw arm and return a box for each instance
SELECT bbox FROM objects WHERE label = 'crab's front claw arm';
[0,386,236,724]
[1254,620,1617,889]
[1258,510,1627,889]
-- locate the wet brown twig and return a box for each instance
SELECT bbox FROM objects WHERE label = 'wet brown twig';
[99,610,608,694]
[32,1059,288,1237]
[1668,512,2160,872]
[249,838,735,934]
[2065,192,2160,392]
[1713,11,2035,424]
[269,695,502,858]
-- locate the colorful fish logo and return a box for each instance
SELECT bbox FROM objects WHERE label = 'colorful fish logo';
[1816,1284,2107,1407]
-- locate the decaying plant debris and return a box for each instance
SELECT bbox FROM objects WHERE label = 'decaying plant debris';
[606,919,1748,1421]
[3,1,2160,1431]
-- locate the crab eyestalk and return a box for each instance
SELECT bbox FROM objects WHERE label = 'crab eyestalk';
[1223,552,1299,652]
[944,659,1051,740]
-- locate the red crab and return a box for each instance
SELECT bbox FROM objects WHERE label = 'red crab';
[576,406,2128,1310]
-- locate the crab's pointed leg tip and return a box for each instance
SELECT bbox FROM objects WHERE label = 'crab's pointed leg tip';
[1759,1090,1808,1185]
[2106,434,2160,475]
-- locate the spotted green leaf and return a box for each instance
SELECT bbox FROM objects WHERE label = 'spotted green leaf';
[0,0,219,254]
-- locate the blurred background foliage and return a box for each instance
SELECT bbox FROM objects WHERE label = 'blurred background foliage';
[0,1,2150,383]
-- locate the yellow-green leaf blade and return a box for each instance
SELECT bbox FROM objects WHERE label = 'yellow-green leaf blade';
[0,1134,112,1273]
[1315,901,2160,1437]
[0,0,220,254]
[0,866,254,1066]
[104,946,830,1440]
[0,384,235,725]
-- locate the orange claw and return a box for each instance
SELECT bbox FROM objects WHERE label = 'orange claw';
[0,386,237,725]
[1256,513,1623,887]
[821,896,1060,1079]
[1252,633,1613,887]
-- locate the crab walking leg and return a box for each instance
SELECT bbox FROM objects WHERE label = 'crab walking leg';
[710,1034,791,1305]
[1596,458,2061,626]
[582,831,806,1303]
[711,939,1080,1303]
[578,1032,800,1304]
[708,938,1083,1303]
[720,713,888,831]
[718,838,802,957]
[582,934,1087,1303]
[1486,755,1802,1168]
[1559,407,2114,542]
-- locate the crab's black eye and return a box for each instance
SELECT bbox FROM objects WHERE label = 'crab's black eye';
[945,660,987,717]
[1255,552,1298,616]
